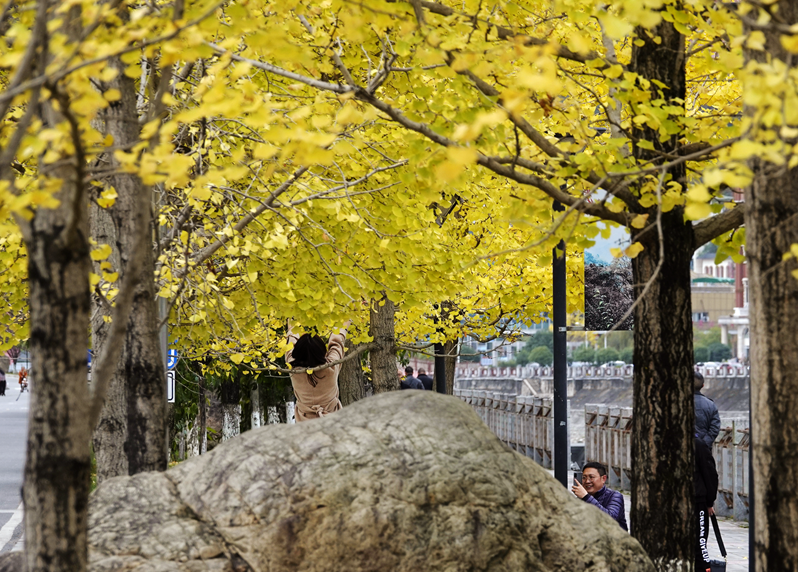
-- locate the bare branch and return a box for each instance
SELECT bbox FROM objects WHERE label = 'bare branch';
[204,41,353,94]
[177,166,310,277]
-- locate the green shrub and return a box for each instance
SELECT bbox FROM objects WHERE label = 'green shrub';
[707,342,732,362]
[528,345,553,366]
[572,346,597,364]
[596,347,620,364]
[620,347,634,364]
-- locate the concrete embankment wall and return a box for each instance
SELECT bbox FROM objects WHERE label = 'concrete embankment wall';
[456,375,749,446]
[456,375,750,414]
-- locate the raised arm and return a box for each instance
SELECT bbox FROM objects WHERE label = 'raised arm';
[327,320,352,363]
[286,319,299,343]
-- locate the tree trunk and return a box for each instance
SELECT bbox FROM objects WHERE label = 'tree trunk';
[747,165,798,569]
[339,339,365,405]
[744,6,798,566]
[369,294,398,393]
[628,18,695,571]
[198,372,207,454]
[90,203,128,481]
[251,385,262,428]
[267,406,280,424]
[443,339,457,395]
[221,376,241,442]
[630,213,695,571]
[24,101,92,572]
[91,53,166,478]
[186,421,199,457]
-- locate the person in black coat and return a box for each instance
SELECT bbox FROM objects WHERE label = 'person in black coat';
[400,366,424,390]
[695,435,719,572]
[417,368,434,391]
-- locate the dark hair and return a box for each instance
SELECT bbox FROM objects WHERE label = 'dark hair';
[418,369,426,375]
[292,334,327,369]
[694,370,705,391]
[404,365,414,375]
[582,461,607,477]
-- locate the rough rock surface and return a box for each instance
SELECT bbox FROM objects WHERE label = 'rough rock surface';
[25,391,658,571]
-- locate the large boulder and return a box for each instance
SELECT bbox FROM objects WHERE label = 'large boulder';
[84,391,652,571]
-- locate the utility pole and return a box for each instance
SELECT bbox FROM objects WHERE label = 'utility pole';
[552,201,568,487]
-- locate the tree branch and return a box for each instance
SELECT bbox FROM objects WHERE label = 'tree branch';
[415,0,604,64]
[253,341,380,375]
[204,41,353,94]
[693,203,746,249]
[176,166,310,278]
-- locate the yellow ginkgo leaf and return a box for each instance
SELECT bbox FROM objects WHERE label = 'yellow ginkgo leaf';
[625,242,645,258]
[631,214,649,229]
[685,202,713,220]
[91,244,112,261]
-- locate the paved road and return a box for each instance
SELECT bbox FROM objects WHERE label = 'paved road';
[0,374,28,553]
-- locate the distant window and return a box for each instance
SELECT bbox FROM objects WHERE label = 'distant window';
[692,312,710,323]
[718,267,723,278]
[706,266,713,276]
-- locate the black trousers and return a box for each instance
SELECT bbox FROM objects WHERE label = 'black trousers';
[695,502,711,572]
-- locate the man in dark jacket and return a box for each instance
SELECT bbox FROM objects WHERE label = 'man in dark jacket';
[571,462,628,531]
[695,435,719,572]
[694,371,721,448]
[417,368,434,391]
[400,366,424,390]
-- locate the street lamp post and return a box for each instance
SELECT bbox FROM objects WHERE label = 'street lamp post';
[552,201,569,487]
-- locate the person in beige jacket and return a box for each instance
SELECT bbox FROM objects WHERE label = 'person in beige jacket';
[286,320,351,422]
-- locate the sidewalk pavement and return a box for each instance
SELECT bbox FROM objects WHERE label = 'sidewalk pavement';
[620,492,749,572]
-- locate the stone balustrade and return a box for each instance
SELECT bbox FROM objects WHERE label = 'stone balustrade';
[455,362,748,381]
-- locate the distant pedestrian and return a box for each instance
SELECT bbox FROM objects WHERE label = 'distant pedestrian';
[694,371,720,448]
[418,368,434,391]
[18,367,28,392]
[694,435,719,572]
[286,319,351,421]
[571,462,628,531]
[0,367,5,396]
[400,366,424,390]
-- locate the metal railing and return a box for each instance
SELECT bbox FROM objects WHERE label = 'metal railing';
[455,389,750,522]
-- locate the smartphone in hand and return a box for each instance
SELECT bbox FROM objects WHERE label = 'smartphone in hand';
[574,471,582,484]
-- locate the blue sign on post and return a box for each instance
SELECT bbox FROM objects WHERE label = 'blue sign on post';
[166,349,178,371]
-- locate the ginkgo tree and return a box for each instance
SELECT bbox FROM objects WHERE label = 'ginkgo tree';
[4,0,798,570]
[175,0,798,569]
